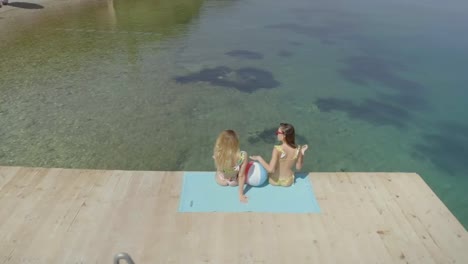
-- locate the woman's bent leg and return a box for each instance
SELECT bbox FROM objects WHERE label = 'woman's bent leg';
[215,174,228,186]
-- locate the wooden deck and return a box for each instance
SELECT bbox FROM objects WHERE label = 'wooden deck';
[0,166,466,263]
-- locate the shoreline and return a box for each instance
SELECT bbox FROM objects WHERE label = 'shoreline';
[0,0,108,38]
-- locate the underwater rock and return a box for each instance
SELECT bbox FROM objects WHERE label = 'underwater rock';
[315,97,410,128]
[174,66,280,93]
[247,127,309,145]
[266,22,354,45]
[247,127,278,144]
[338,55,429,112]
[225,50,264,60]
[288,41,302,46]
[278,50,293,57]
[412,121,468,177]
[339,56,424,94]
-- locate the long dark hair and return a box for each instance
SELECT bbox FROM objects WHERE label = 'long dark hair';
[279,123,297,148]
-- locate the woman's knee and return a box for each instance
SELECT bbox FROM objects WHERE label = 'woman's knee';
[215,176,228,186]
[216,181,228,186]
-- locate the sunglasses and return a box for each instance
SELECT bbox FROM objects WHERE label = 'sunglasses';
[275,131,284,135]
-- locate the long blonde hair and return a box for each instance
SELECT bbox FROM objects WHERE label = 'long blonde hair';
[213,130,240,171]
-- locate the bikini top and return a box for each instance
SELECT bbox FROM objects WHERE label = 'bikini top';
[274,145,300,161]
[222,151,246,173]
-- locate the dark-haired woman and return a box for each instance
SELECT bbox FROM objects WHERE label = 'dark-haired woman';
[249,123,308,187]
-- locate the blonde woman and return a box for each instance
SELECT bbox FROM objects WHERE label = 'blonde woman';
[250,123,308,187]
[213,129,248,202]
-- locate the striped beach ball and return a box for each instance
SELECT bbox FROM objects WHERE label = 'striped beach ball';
[245,161,268,186]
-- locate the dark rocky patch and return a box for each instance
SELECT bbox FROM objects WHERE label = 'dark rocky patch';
[266,21,355,45]
[174,66,280,93]
[339,56,422,94]
[376,92,430,111]
[289,7,361,20]
[248,127,309,145]
[277,50,293,57]
[225,50,263,60]
[267,23,333,39]
[248,127,277,145]
[315,97,410,128]
[412,121,468,177]
[289,41,303,46]
[338,55,430,117]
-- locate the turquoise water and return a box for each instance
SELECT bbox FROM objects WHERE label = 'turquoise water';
[0,0,467,227]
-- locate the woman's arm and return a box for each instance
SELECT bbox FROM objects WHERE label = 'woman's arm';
[238,152,248,203]
[296,152,304,171]
[250,147,279,173]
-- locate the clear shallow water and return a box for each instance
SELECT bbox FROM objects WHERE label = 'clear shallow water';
[0,0,467,227]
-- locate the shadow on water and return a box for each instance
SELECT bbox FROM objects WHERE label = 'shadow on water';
[174,66,280,93]
[412,121,468,177]
[247,127,309,145]
[225,50,263,60]
[7,2,44,9]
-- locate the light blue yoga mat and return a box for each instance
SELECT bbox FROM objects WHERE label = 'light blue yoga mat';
[178,171,321,213]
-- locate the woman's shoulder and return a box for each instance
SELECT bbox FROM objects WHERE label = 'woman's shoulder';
[274,144,283,151]
[234,151,246,166]
[239,150,247,161]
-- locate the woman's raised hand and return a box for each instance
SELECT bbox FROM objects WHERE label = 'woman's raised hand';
[301,144,309,155]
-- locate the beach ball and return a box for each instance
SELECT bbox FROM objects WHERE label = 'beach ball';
[245,161,268,186]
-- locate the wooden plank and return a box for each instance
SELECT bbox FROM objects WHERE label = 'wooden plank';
[4,168,96,263]
[363,173,437,263]
[338,173,395,263]
[350,173,402,263]
[384,173,468,264]
[36,169,106,263]
[332,173,385,263]
[55,169,126,263]
[0,167,466,264]
[0,167,47,244]
[0,166,21,191]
